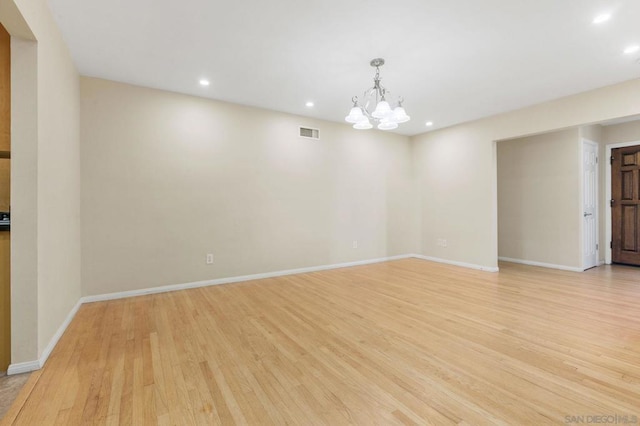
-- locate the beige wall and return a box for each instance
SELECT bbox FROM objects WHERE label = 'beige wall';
[580,124,603,143]
[80,78,418,296]
[603,120,640,144]
[410,124,497,268]
[2,0,81,364]
[9,35,38,364]
[411,78,640,270]
[32,0,81,356]
[497,128,581,267]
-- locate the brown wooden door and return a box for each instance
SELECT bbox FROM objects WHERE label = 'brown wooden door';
[612,146,640,266]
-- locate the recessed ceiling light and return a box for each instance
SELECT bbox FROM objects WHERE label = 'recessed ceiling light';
[199,79,210,86]
[425,121,434,127]
[592,13,611,24]
[305,101,314,107]
[624,45,640,55]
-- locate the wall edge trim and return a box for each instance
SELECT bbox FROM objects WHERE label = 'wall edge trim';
[413,254,499,272]
[81,254,415,303]
[8,299,83,375]
[7,360,39,375]
[498,256,584,272]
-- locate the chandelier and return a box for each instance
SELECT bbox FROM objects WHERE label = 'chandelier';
[345,58,410,130]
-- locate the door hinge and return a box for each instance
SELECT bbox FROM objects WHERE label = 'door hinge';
[611,155,614,164]
[611,199,615,207]
[596,156,598,164]
[610,241,613,249]
[596,243,599,251]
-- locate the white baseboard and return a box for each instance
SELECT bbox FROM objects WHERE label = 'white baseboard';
[412,254,499,272]
[82,254,415,303]
[7,299,82,375]
[498,257,584,272]
[7,360,40,375]
[39,300,82,367]
[8,252,502,375]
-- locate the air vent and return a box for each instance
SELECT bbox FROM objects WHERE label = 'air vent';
[299,127,320,139]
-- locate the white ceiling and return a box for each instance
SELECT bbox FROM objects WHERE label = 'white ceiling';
[47,0,640,136]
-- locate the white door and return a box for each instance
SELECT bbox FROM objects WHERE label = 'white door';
[582,141,598,270]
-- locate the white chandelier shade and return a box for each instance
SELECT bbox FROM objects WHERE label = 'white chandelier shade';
[371,100,391,119]
[353,119,373,130]
[345,107,364,124]
[345,58,410,131]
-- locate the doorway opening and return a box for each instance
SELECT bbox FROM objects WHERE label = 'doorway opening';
[496,128,602,272]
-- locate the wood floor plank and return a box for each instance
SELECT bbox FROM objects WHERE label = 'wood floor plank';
[0,371,40,426]
[5,259,640,425]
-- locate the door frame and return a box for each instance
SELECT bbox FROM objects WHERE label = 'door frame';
[605,140,640,264]
[581,139,599,270]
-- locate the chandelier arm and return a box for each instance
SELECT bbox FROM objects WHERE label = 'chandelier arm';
[383,89,393,105]
[361,87,377,119]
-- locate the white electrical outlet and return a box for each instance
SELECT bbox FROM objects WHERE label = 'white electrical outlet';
[437,238,448,247]
[352,240,358,249]
[206,254,214,264]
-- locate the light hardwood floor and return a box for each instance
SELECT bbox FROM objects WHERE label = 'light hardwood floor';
[3,259,640,425]
[0,373,30,420]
